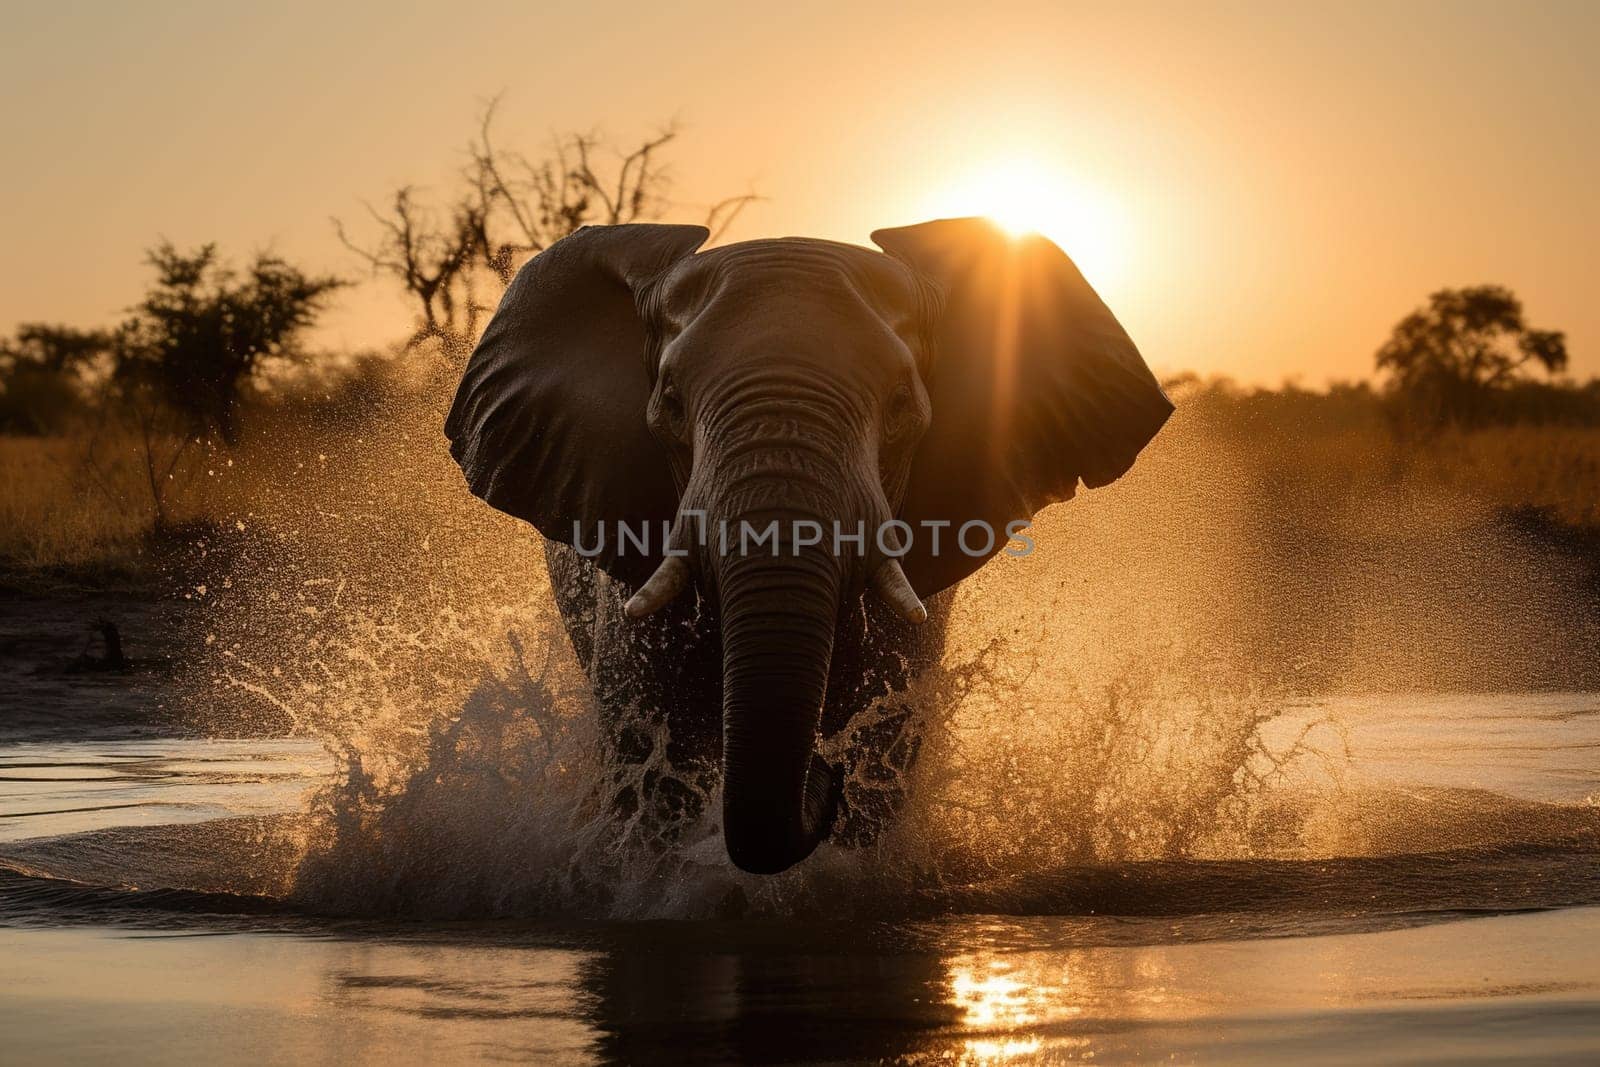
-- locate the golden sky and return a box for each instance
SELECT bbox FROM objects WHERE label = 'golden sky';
[3,1,1596,383]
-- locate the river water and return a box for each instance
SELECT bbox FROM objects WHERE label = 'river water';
[3,691,1596,1064]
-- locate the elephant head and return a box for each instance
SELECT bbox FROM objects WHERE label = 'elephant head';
[445,218,1172,874]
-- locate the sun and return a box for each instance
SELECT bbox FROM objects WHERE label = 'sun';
[918,158,1130,292]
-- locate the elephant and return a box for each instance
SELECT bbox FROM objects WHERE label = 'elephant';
[444,217,1171,874]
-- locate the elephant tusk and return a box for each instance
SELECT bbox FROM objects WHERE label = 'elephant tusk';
[871,558,927,624]
[625,554,690,618]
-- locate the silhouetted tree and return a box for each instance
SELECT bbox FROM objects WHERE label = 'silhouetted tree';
[1377,285,1568,430]
[73,244,343,531]
[0,324,115,433]
[2,323,117,373]
[114,243,344,443]
[336,97,756,362]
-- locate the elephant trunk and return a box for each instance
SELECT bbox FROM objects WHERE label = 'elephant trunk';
[716,543,844,875]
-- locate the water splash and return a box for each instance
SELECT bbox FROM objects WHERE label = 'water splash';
[183,390,1598,919]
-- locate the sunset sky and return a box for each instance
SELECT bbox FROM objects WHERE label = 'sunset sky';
[4,1,1596,384]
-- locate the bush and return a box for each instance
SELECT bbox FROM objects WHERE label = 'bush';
[0,362,88,435]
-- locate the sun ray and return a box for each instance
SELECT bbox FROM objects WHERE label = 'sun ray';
[918,158,1129,292]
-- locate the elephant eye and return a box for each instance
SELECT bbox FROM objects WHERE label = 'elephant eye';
[885,382,917,440]
[658,381,688,437]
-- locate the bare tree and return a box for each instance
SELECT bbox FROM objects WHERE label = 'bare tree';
[108,377,206,533]
[336,98,757,363]
[335,190,484,357]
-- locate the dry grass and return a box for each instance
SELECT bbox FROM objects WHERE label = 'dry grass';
[1409,426,1600,526]
[1,416,1597,578]
[0,435,150,571]
[1232,423,1600,527]
[0,430,225,575]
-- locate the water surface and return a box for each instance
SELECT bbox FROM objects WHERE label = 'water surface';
[2,692,1597,1063]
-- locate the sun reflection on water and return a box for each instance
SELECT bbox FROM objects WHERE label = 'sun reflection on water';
[948,955,1075,1062]
[963,1035,1046,1063]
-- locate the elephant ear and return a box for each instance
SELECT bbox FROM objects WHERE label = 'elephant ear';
[871,217,1173,596]
[445,223,708,586]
